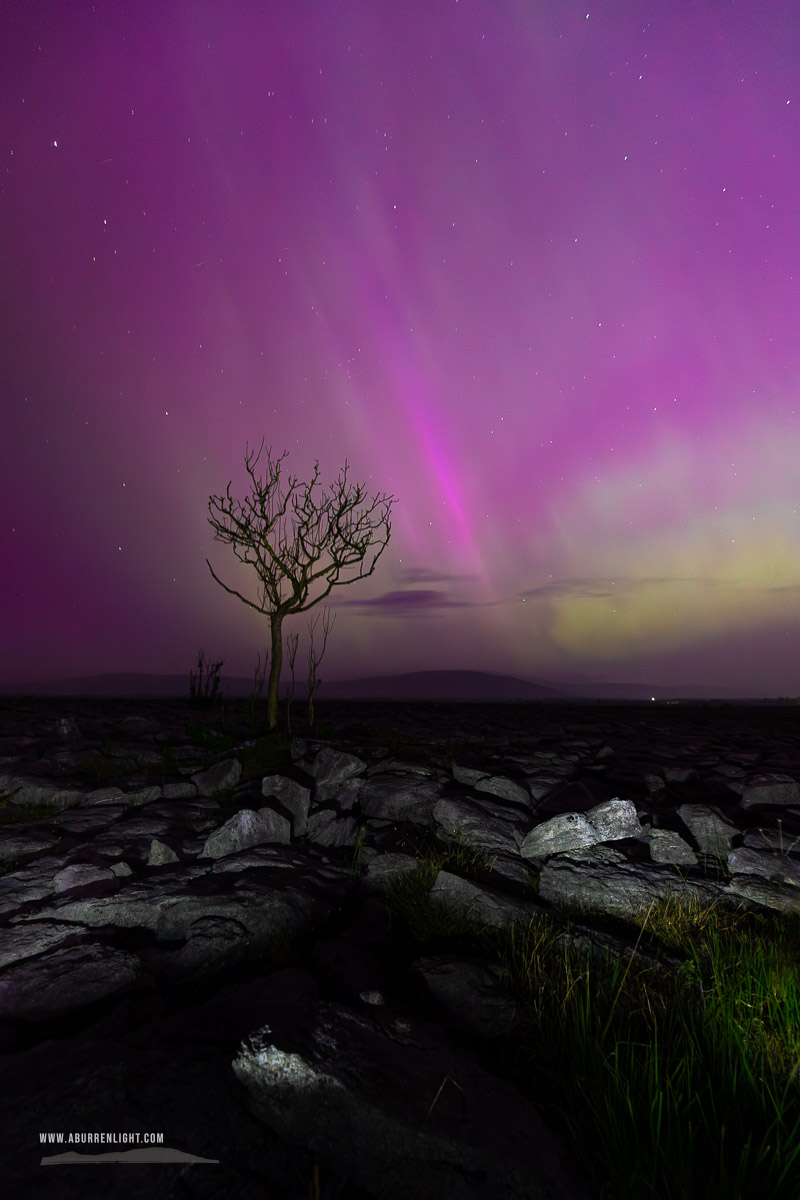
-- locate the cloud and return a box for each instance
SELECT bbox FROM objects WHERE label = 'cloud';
[519,575,725,600]
[332,588,473,617]
[393,566,480,585]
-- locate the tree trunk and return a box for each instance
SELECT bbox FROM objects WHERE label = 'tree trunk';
[267,614,284,731]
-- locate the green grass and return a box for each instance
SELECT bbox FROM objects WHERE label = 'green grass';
[347,823,369,879]
[383,836,800,1200]
[0,785,65,830]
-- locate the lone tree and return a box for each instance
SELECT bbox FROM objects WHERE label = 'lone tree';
[206,439,396,730]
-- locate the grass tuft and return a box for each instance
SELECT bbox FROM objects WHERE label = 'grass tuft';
[384,843,800,1200]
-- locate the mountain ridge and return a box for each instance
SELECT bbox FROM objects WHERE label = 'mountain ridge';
[0,668,763,702]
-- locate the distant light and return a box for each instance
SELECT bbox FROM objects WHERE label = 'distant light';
[651,696,655,702]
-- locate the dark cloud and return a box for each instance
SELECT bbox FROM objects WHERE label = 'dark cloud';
[519,576,726,600]
[394,566,480,585]
[332,588,472,617]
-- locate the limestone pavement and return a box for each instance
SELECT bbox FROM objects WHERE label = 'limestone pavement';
[1,695,800,1198]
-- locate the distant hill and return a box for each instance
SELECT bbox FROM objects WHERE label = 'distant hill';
[0,668,764,702]
[0,669,563,701]
[0,672,270,700]
[321,670,566,701]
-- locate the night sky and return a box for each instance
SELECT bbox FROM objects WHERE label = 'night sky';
[4,1,800,698]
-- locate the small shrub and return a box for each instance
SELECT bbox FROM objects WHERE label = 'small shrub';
[188,649,224,703]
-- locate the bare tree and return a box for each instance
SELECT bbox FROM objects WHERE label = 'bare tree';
[189,649,224,704]
[283,631,300,735]
[306,606,336,731]
[206,440,396,730]
[246,646,269,737]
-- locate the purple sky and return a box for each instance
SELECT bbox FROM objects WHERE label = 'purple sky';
[4,1,800,697]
